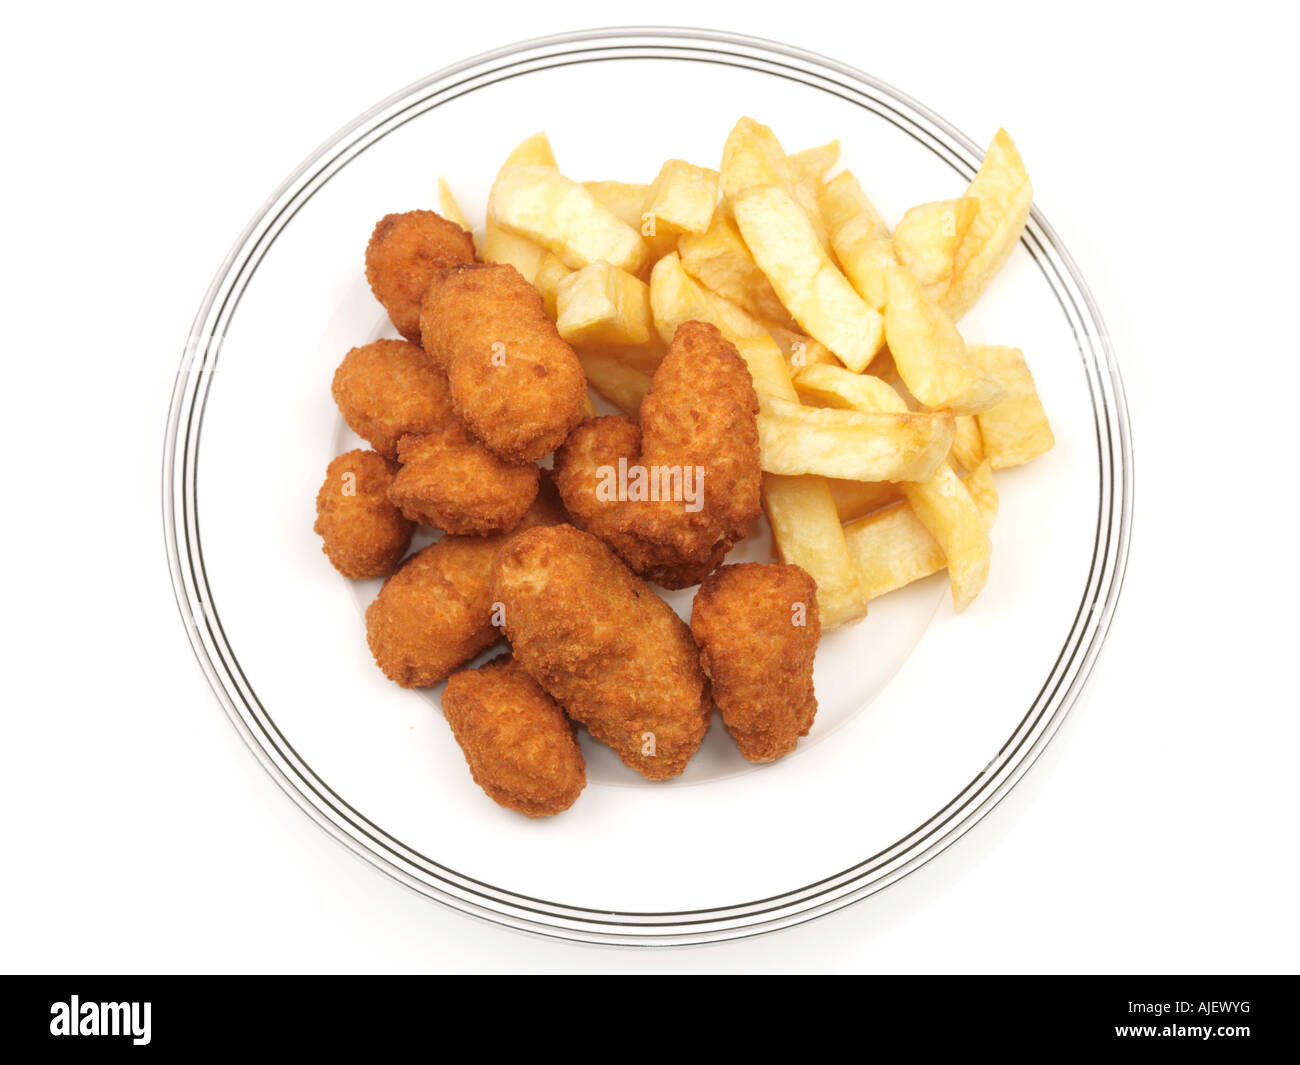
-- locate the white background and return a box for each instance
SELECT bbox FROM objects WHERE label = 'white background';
[3,1,1295,973]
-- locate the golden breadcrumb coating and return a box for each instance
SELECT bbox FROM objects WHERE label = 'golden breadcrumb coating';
[419,263,585,463]
[442,655,586,817]
[313,449,414,579]
[365,483,566,687]
[690,562,821,763]
[388,430,538,536]
[553,321,760,588]
[493,524,712,780]
[365,210,476,342]
[331,339,456,457]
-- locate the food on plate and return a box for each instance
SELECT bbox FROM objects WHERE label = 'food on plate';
[940,129,1034,321]
[492,524,712,780]
[387,430,539,536]
[419,262,586,463]
[364,210,476,342]
[331,339,455,457]
[891,197,978,304]
[488,163,649,275]
[442,655,586,817]
[883,264,1005,414]
[733,183,884,371]
[313,449,414,579]
[966,344,1055,468]
[691,563,820,763]
[365,487,565,687]
[845,462,998,602]
[553,321,761,589]
[318,116,1056,811]
[757,394,954,482]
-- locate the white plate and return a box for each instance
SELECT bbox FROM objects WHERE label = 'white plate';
[163,28,1133,946]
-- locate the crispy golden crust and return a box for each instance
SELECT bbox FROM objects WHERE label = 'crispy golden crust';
[331,339,456,457]
[493,524,712,780]
[419,263,585,463]
[313,449,414,579]
[552,321,761,588]
[365,211,476,342]
[690,562,821,763]
[365,485,567,687]
[442,655,586,817]
[388,430,539,536]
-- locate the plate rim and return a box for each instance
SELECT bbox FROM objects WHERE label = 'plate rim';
[162,25,1134,947]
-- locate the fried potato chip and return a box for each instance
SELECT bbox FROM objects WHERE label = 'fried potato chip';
[489,164,649,274]
[793,364,908,413]
[941,129,1033,321]
[734,184,884,371]
[892,197,978,302]
[819,171,894,311]
[576,351,652,418]
[732,334,866,628]
[436,178,474,232]
[763,473,867,629]
[769,327,841,371]
[844,460,997,602]
[482,135,570,294]
[883,264,1005,414]
[648,252,770,345]
[733,335,796,400]
[757,394,954,482]
[902,462,990,612]
[583,180,652,230]
[555,260,660,358]
[967,344,1055,467]
[677,210,795,327]
[950,414,985,471]
[789,139,840,186]
[533,254,572,319]
[720,117,828,247]
[641,159,719,258]
[828,477,903,522]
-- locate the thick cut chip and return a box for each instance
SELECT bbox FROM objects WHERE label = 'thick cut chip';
[892,197,978,301]
[577,351,652,418]
[641,159,719,259]
[583,181,652,230]
[789,140,840,186]
[829,478,903,522]
[677,211,795,327]
[489,164,649,274]
[950,415,985,471]
[648,252,770,345]
[794,364,908,414]
[902,462,991,612]
[733,335,795,400]
[720,117,828,247]
[967,344,1055,467]
[844,460,998,602]
[941,129,1033,321]
[763,473,867,630]
[483,134,564,285]
[734,185,884,371]
[757,394,953,482]
[555,261,659,351]
[884,264,1004,413]
[437,178,476,238]
[819,170,889,239]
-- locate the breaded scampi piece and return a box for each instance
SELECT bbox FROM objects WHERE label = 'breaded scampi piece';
[690,563,821,763]
[388,430,539,536]
[553,321,761,588]
[419,263,585,463]
[314,449,414,579]
[493,524,712,780]
[331,339,455,457]
[442,655,586,817]
[365,210,476,342]
[365,483,566,687]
